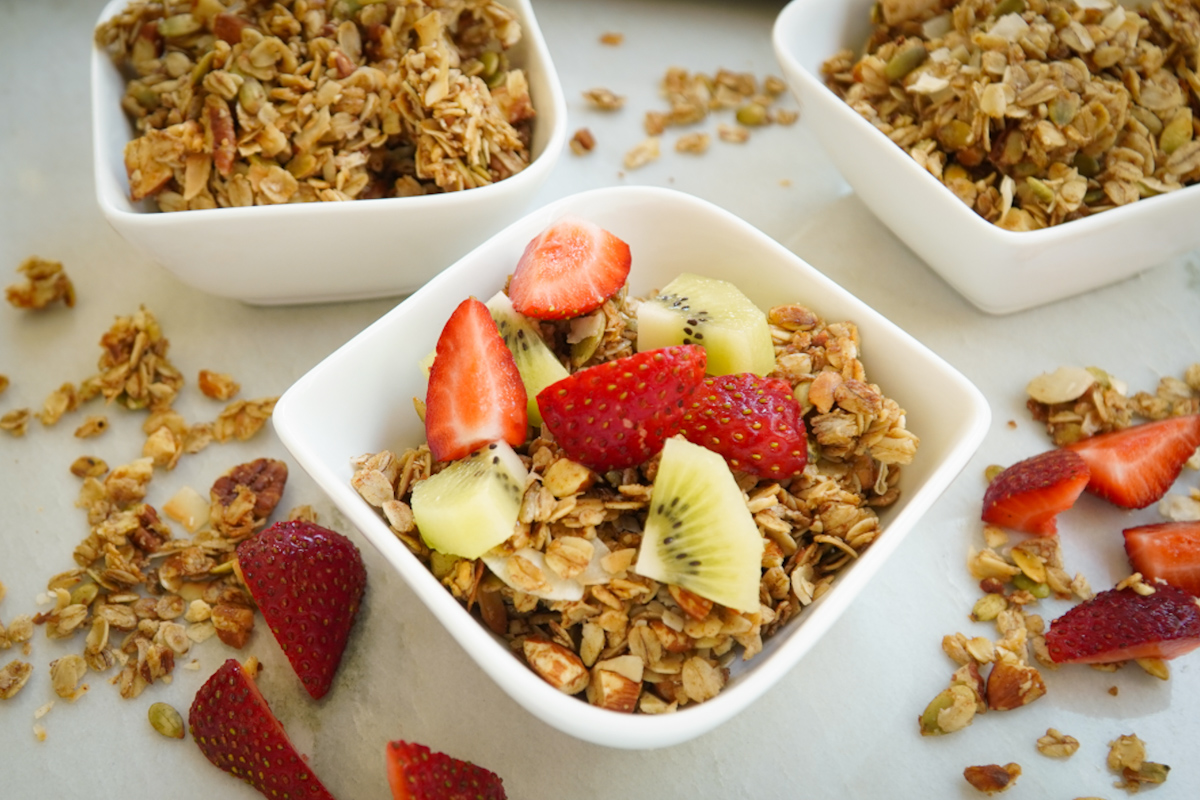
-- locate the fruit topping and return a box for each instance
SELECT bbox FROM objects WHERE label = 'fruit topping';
[189,658,336,800]
[235,520,367,700]
[424,297,528,462]
[980,449,1090,536]
[1065,414,1200,509]
[636,272,775,376]
[634,437,764,612]
[410,440,528,559]
[536,344,707,472]
[507,216,632,320]
[1044,582,1200,664]
[485,291,569,426]
[385,739,507,800]
[1124,521,1200,597]
[679,372,808,479]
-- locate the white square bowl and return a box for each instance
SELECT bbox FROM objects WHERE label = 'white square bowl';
[772,0,1200,315]
[91,0,566,305]
[272,185,991,749]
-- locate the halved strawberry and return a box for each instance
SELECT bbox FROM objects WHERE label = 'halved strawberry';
[190,659,336,800]
[1045,583,1200,664]
[425,297,527,462]
[536,345,706,471]
[1065,414,1200,509]
[980,449,1090,536]
[678,373,808,479]
[1125,521,1200,597]
[236,520,367,700]
[385,740,506,800]
[507,216,632,320]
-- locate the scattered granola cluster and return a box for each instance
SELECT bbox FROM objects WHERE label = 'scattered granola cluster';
[353,291,918,712]
[5,256,75,310]
[924,362,1198,793]
[823,0,1200,230]
[96,0,535,209]
[573,64,798,168]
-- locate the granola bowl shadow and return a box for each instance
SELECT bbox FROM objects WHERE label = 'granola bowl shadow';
[90,0,566,306]
[272,185,991,749]
[773,0,1200,315]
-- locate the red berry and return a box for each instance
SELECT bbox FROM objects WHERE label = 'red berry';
[1066,414,1200,509]
[536,345,706,471]
[425,297,528,462]
[385,740,506,800]
[236,520,367,700]
[507,216,632,320]
[678,373,808,479]
[1045,583,1200,664]
[1125,521,1200,597]
[189,659,337,800]
[980,449,1090,536]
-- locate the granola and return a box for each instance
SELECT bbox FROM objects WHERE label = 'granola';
[823,0,1200,230]
[353,288,918,712]
[96,0,535,210]
[5,256,75,310]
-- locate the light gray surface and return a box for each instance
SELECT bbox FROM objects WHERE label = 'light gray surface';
[1,1,1197,798]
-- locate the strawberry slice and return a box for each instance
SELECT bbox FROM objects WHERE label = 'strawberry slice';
[980,449,1090,536]
[190,658,337,800]
[236,520,367,700]
[678,373,808,479]
[1045,583,1200,664]
[507,216,632,320]
[385,740,506,800]
[1125,521,1200,597]
[425,297,528,462]
[1065,414,1200,509]
[536,345,706,471]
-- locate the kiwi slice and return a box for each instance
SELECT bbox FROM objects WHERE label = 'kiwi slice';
[634,437,764,612]
[486,291,569,426]
[410,440,527,559]
[636,273,775,376]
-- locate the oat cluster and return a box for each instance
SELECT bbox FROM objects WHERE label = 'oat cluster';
[5,256,75,310]
[823,0,1200,230]
[96,0,535,210]
[352,291,918,712]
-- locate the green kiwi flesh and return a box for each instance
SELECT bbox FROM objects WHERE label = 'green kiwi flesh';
[634,437,764,611]
[487,291,569,426]
[636,272,775,376]
[410,440,527,559]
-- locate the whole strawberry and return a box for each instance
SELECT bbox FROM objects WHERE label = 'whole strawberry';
[385,740,506,800]
[536,345,706,471]
[190,658,336,800]
[678,373,808,479]
[236,520,366,700]
[1045,582,1200,664]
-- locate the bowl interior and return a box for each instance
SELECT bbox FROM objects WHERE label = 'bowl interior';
[273,185,990,748]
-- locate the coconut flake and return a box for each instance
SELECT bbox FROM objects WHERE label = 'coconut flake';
[1073,0,1112,10]
[483,538,612,601]
[907,72,951,94]
[990,13,1030,42]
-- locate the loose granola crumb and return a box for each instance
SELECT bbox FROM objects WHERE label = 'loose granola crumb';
[1,409,31,437]
[5,256,75,310]
[73,415,109,439]
[198,370,240,401]
[623,137,661,170]
[674,132,711,155]
[583,88,625,111]
[0,659,34,699]
[717,124,749,144]
[1107,733,1170,792]
[570,128,596,156]
[963,763,1021,795]
[599,32,624,46]
[0,375,9,394]
[1037,728,1080,758]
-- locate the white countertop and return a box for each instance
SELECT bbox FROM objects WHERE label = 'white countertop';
[2,1,1198,798]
